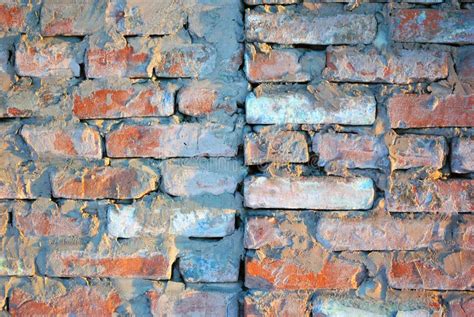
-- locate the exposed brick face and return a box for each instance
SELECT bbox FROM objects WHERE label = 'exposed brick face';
[0,0,472,315]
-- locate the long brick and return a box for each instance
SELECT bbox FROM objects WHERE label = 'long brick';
[20,124,102,159]
[392,9,474,44]
[313,132,387,170]
[109,0,186,35]
[51,164,158,200]
[41,238,176,278]
[388,251,473,290]
[154,44,216,78]
[160,159,247,197]
[387,175,473,213]
[244,291,311,316]
[245,11,376,45]
[0,3,28,33]
[40,0,106,35]
[148,286,239,317]
[388,95,474,128]
[13,199,93,237]
[72,79,174,119]
[245,130,309,165]
[246,84,376,125]
[106,123,241,158]
[244,176,374,210]
[316,214,450,251]
[15,38,84,78]
[451,137,474,173]
[325,46,449,84]
[86,38,154,78]
[10,283,121,316]
[245,45,310,83]
[246,256,365,290]
[389,134,447,170]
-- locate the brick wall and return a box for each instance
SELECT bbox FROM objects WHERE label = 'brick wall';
[0,0,473,316]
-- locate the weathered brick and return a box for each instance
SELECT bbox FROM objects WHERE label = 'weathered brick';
[13,199,93,237]
[154,44,216,78]
[0,201,11,236]
[244,291,311,317]
[389,134,448,170]
[148,284,239,317]
[0,167,50,199]
[0,3,28,33]
[388,95,474,128]
[245,176,374,210]
[161,159,246,197]
[246,84,376,125]
[457,47,474,84]
[72,79,174,119]
[244,217,291,250]
[245,45,310,83]
[20,124,102,159]
[10,283,122,316]
[106,123,241,158]
[40,0,106,35]
[86,38,154,78]
[387,174,473,213]
[109,0,186,35]
[0,81,39,118]
[388,251,473,290]
[51,163,158,200]
[245,0,299,4]
[392,9,474,44]
[15,37,84,78]
[458,216,474,251]
[108,194,238,238]
[447,297,474,317]
[245,11,376,45]
[313,132,387,170]
[41,238,176,278]
[0,236,36,276]
[245,130,309,165]
[179,231,242,283]
[325,46,449,84]
[246,255,365,290]
[451,137,474,173]
[316,213,450,251]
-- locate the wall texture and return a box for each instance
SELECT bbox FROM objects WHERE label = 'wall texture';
[0,0,473,316]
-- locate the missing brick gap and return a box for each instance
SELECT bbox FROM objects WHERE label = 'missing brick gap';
[170,258,184,283]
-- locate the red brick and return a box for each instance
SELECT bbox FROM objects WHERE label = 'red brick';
[154,44,216,78]
[447,297,474,317]
[245,45,310,83]
[246,256,365,290]
[42,238,175,278]
[20,124,102,159]
[245,11,376,45]
[313,132,387,170]
[324,46,449,84]
[0,3,27,33]
[387,174,473,213]
[109,0,186,35]
[40,0,106,35]
[388,251,473,290]
[457,47,474,84]
[244,291,311,317]
[72,80,174,119]
[86,38,154,78]
[51,164,158,200]
[392,9,474,44]
[10,285,121,316]
[244,176,374,210]
[148,286,239,317]
[13,199,93,237]
[451,137,474,173]
[15,38,84,78]
[388,95,474,128]
[458,216,474,251]
[389,134,447,170]
[316,213,450,251]
[245,130,309,165]
[106,123,240,158]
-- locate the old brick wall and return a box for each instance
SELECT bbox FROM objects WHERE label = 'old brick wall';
[0,0,473,316]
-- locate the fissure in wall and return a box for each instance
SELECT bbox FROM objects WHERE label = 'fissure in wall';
[0,0,473,316]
